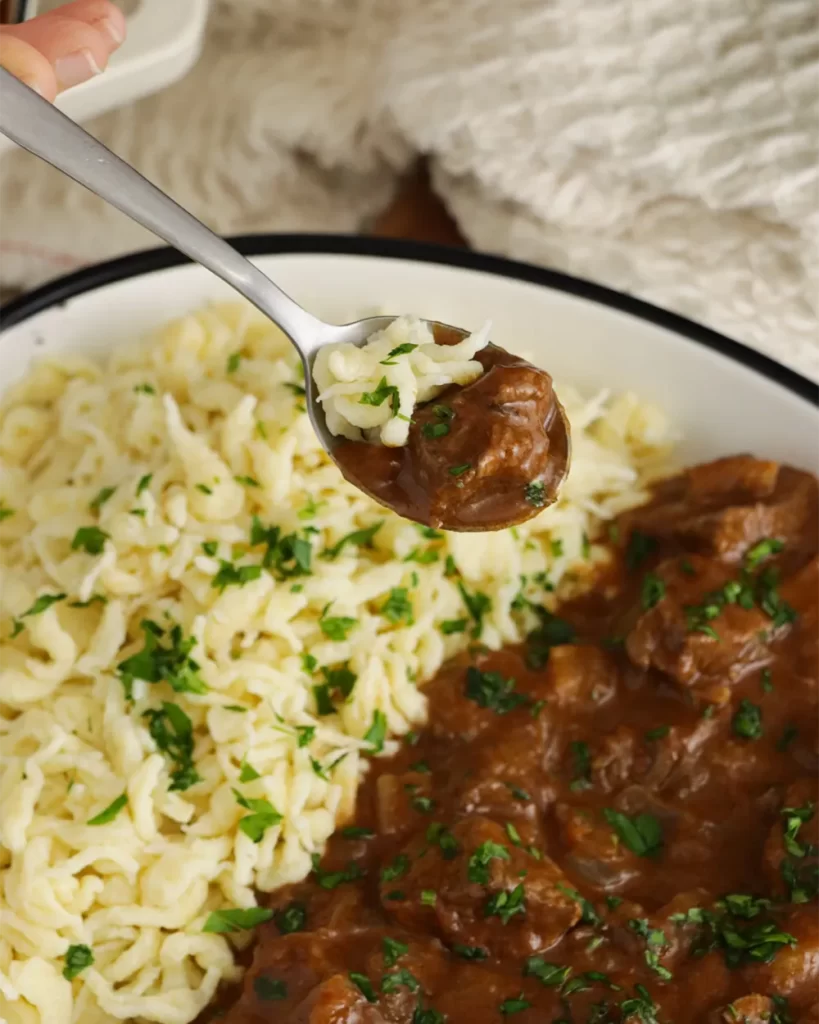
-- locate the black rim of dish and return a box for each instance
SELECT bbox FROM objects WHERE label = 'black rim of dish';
[1,233,816,406]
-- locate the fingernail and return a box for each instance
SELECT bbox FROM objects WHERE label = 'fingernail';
[95,16,125,47]
[55,48,102,89]
[21,77,45,97]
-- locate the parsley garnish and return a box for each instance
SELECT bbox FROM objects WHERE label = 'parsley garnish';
[569,740,592,791]
[253,975,286,1000]
[523,957,571,987]
[732,699,763,740]
[311,854,364,890]
[524,480,546,508]
[468,840,510,884]
[349,972,377,1002]
[641,572,666,610]
[381,587,414,624]
[0,505,15,521]
[202,907,273,933]
[457,581,492,638]
[227,352,242,373]
[201,540,218,557]
[90,486,116,512]
[382,968,420,994]
[484,882,526,924]
[71,525,110,555]
[324,521,383,559]
[380,342,418,365]
[134,383,156,395]
[645,725,670,741]
[136,473,152,496]
[364,710,388,753]
[499,995,531,1015]
[448,463,471,477]
[360,377,400,414]
[465,666,528,714]
[382,936,409,967]
[440,618,467,634]
[211,560,263,592]
[143,701,201,791]
[118,620,207,696]
[525,608,576,669]
[453,944,488,960]
[342,826,375,840]
[234,475,260,487]
[88,792,128,825]
[626,530,657,571]
[273,901,306,934]
[10,591,66,637]
[63,944,94,980]
[196,483,213,495]
[319,605,358,640]
[239,758,261,782]
[422,420,450,438]
[233,790,283,842]
[603,808,663,858]
[745,537,784,569]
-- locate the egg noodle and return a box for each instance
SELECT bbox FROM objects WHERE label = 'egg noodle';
[313,316,491,447]
[0,303,674,1024]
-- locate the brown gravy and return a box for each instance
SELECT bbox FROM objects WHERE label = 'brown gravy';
[205,455,819,1024]
[333,332,569,532]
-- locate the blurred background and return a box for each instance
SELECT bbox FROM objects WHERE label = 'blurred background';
[1,0,817,378]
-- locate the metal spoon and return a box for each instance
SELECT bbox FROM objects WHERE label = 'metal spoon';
[0,69,569,529]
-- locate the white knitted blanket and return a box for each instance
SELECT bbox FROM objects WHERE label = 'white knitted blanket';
[2,0,818,379]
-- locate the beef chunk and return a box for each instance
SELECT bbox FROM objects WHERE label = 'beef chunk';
[623,457,818,563]
[741,905,819,1010]
[380,815,580,958]
[539,644,619,709]
[625,555,780,688]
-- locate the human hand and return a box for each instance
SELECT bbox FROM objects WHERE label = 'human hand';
[0,0,125,101]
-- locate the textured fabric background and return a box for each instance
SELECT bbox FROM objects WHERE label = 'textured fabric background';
[1,0,817,379]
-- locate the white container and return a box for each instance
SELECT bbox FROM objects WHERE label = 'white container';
[0,0,209,155]
[1,238,817,473]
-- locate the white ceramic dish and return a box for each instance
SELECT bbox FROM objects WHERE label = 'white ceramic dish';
[1,236,817,472]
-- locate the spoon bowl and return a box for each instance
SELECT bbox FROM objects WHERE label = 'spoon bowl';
[0,68,570,530]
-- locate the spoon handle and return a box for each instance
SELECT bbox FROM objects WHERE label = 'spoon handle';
[0,69,321,348]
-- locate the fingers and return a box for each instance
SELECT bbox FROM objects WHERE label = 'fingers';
[0,34,58,100]
[0,0,125,97]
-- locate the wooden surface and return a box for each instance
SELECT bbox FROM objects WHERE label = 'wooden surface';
[369,163,466,248]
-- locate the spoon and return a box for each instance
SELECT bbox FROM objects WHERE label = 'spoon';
[0,69,569,530]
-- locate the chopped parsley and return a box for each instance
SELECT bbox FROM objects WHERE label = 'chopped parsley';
[761,667,774,692]
[196,483,213,495]
[405,547,440,564]
[777,724,799,752]
[626,530,657,572]
[10,591,66,637]
[118,619,207,696]
[420,889,437,906]
[628,918,672,980]
[202,907,273,933]
[440,618,467,635]
[422,421,450,439]
[349,972,377,1002]
[381,587,414,625]
[380,342,418,364]
[136,473,152,496]
[468,840,510,884]
[249,518,314,578]
[87,792,128,825]
[465,666,528,715]
[675,894,798,968]
[524,480,547,508]
[342,826,375,840]
[239,758,261,782]
[226,352,242,373]
[0,505,14,521]
[233,790,283,842]
[453,944,488,960]
[324,521,383,559]
[557,882,601,926]
[645,725,670,741]
[273,901,306,934]
[201,540,218,557]
[313,684,335,716]
[143,702,201,791]
[359,377,400,414]
[319,605,358,640]
[71,525,110,555]
[569,740,592,791]
[484,882,526,924]
[524,957,571,987]
[311,854,364,890]
[364,710,388,752]
[134,383,156,395]
[382,936,409,967]
[427,822,460,859]
[731,699,763,740]
[211,560,263,591]
[69,594,108,608]
[641,572,666,610]
[90,486,116,512]
[63,944,94,980]
[745,537,784,569]
[499,995,531,1015]
[381,968,420,994]
[234,475,261,488]
[456,581,492,638]
[448,462,471,477]
[603,808,663,858]
[294,724,316,748]
[525,608,576,669]
[252,975,286,1001]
